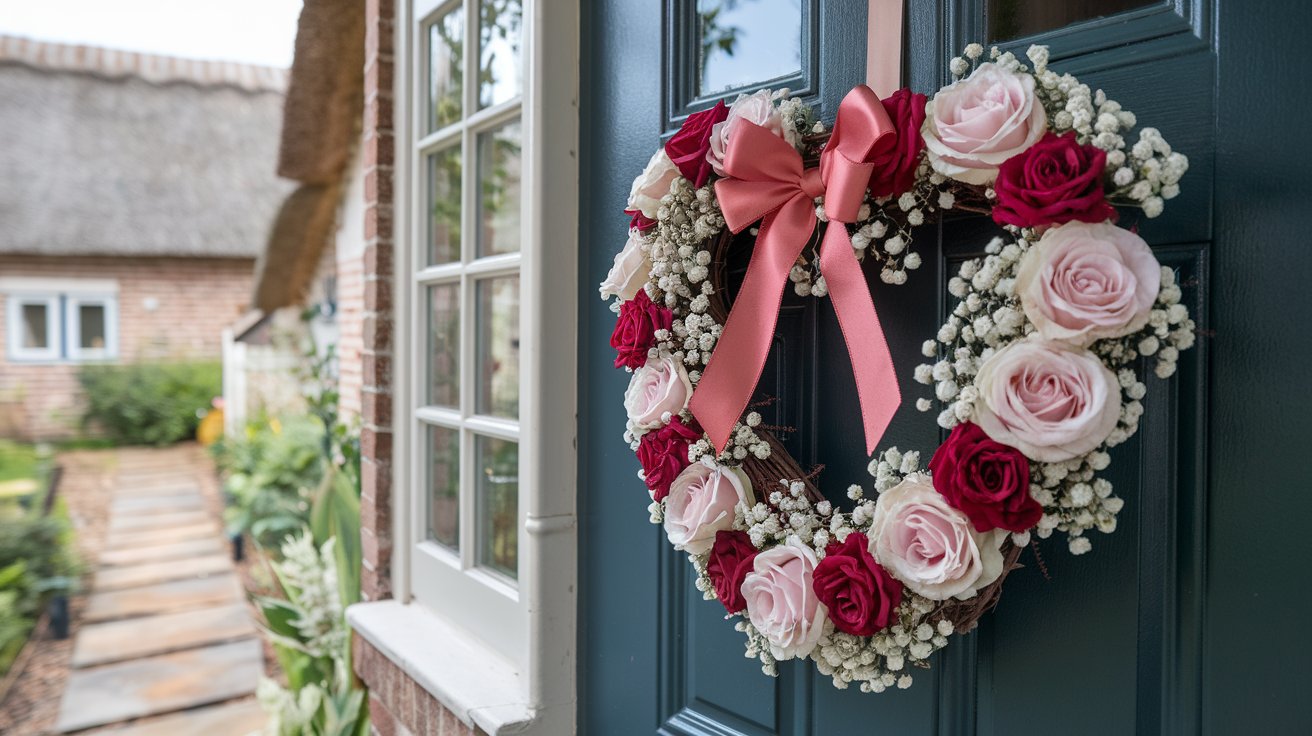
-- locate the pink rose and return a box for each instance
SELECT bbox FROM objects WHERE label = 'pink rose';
[869,474,1007,601]
[742,537,828,660]
[623,356,692,430]
[598,229,651,302]
[627,149,679,219]
[1016,221,1162,345]
[663,461,753,554]
[973,338,1121,462]
[706,90,785,177]
[922,63,1047,185]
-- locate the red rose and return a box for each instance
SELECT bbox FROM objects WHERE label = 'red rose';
[706,530,756,614]
[626,209,657,232]
[665,101,729,188]
[868,88,927,198]
[610,290,672,370]
[992,132,1116,229]
[636,416,700,501]
[812,532,902,636]
[928,422,1041,533]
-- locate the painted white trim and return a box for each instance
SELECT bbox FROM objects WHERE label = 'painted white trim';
[5,294,60,362]
[0,277,119,294]
[65,294,119,361]
[381,0,579,732]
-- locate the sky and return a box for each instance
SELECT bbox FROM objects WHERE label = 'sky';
[0,0,304,68]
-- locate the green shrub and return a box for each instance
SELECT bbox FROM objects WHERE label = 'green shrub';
[78,361,221,446]
[213,417,327,549]
[0,501,80,675]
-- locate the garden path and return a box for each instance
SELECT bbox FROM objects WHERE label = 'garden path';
[51,449,265,735]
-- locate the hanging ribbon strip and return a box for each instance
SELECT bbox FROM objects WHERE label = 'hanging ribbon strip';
[866,0,905,98]
[689,86,903,456]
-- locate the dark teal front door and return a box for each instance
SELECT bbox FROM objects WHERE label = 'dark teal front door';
[578,1,1312,733]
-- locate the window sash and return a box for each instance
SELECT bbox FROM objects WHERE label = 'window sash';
[66,294,119,361]
[6,294,60,361]
[406,0,529,665]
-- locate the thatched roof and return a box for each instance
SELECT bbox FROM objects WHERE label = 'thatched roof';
[252,0,365,311]
[0,35,292,259]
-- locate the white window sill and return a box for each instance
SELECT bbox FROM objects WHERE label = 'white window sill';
[346,599,535,735]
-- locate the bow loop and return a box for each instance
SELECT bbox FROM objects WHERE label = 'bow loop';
[821,85,898,223]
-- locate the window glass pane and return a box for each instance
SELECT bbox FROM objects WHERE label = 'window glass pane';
[20,303,49,350]
[475,276,519,418]
[989,0,1159,41]
[475,435,517,578]
[426,424,460,550]
[478,0,523,108]
[476,119,522,257]
[427,283,460,407]
[428,146,462,265]
[696,0,802,96]
[428,6,464,131]
[79,303,106,350]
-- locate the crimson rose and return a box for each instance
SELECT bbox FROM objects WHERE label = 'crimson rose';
[706,530,756,614]
[928,422,1041,533]
[868,88,927,198]
[636,416,700,501]
[992,132,1116,229]
[812,532,902,636]
[610,290,672,370]
[626,209,657,232]
[665,101,729,188]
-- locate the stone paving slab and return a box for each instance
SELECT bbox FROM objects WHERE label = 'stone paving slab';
[91,698,266,736]
[73,604,255,667]
[84,574,245,622]
[55,639,263,733]
[112,483,203,499]
[105,523,219,549]
[93,554,232,591]
[109,511,213,533]
[99,538,225,567]
[109,494,204,515]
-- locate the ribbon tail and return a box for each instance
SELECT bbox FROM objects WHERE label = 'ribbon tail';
[690,209,812,454]
[818,224,901,456]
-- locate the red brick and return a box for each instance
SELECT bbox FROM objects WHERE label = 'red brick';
[364,273,393,313]
[361,425,394,462]
[369,693,398,736]
[362,388,394,428]
[362,314,394,353]
[363,352,392,391]
[363,241,394,278]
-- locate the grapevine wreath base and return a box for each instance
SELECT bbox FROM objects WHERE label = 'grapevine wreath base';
[599,44,1195,692]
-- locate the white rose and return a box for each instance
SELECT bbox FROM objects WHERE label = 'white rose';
[706,89,785,176]
[598,229,651,302]
[972,338,1121,462]
[742,537,828,660]
[922,63,1047,185]
[663,461,753,554]
[627,148,679,219]
[623,356,692,430]
[869,474,1007,600]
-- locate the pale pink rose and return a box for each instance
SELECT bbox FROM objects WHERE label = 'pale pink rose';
[1016,221,1162,345]
[742,537,828,660]
[598,229,651,302]
[663,462,753,554]
[922,63,1047,185]
[627,149,680,219]
[869,474,1007,601]
[624,356,693,430]
[973,338,1121,462]
[706,90,785,176]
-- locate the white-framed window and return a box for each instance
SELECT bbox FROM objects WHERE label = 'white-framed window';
[3,280,119,362]
[362,0,578,730]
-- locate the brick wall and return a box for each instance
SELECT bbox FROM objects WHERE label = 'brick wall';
[359,0,397,606]
[353,635,488,736]
[0,254,253,440]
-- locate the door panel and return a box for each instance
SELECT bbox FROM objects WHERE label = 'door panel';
[581,0,1215,733]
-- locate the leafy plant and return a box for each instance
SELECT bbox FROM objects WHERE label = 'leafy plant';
[78,361,222,445]
[214,417,327,549]
[0,500,80,675]
[254,466,366,736]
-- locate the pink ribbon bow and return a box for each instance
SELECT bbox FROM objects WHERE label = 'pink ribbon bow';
[689,85,902,456]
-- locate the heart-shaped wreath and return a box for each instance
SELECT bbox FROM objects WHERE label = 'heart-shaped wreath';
[599,44,1195,693]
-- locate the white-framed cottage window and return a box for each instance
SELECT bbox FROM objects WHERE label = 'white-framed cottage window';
[356,0,578,731]
[3,279,119,362]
